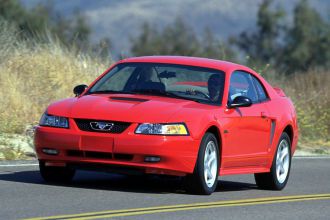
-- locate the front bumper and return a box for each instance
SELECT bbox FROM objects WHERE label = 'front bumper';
[34,119,200,176]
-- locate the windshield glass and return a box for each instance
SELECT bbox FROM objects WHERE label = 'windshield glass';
[88,63,225,105]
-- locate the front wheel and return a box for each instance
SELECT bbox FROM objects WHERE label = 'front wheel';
[186,132,219,195]
[255,132,291,190]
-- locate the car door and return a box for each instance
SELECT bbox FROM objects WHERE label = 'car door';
[222,71,271,168]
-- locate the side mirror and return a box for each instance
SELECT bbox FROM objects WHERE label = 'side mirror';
[228,96,252,109]
[73,84,88,97]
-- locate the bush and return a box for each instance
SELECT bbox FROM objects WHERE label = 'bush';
[0,20,329,150]
[265,69,330,148]
[0,21,110,133]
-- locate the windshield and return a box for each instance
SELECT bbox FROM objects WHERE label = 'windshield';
[88,63,225,105]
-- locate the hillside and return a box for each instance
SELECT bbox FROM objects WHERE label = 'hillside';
[21,0,330,56]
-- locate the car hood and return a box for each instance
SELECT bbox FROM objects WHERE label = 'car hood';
[46,94,207,123]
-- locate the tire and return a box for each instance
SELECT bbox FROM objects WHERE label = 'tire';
[254,132,291,190]
[185,132,219,195]
[39,161,75,183]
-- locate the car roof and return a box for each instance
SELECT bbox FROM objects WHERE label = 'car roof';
[118,56,254,73]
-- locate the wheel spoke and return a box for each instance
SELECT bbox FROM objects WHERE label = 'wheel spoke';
[276,157,281,165]
[207,168,213,180]
[280,163,285,174]
[204,157,209,169]
[204,170,208,182]
[208,153,215,166]
[276,164,281,177]
[277,162,281,172]
[281,147,289,161]
[204,151,209,160]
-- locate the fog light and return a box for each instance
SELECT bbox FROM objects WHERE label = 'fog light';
[42,148,59,155]
[144,156,161,162]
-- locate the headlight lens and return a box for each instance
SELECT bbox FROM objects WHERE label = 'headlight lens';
[39,113,69,128]
[135,123,188,135]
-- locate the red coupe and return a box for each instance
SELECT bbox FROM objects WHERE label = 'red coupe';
[34,56,298,195]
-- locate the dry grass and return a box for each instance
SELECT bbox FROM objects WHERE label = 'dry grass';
[0,21,110,134]
[0,20,329,154]
[265,70,330,149]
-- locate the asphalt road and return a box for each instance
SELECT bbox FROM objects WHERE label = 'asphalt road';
[0,157,329,220]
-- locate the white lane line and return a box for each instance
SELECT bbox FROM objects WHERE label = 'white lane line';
[293,156,330,159]
[0,164,38,167]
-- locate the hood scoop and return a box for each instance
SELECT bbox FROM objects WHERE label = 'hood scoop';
[110,97,149,102]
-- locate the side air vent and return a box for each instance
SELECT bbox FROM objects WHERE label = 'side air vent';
[270,120,276,145]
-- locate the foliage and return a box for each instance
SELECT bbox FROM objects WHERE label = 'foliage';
[283,71,329,142]
[131,18,236,61]
[0,133,34,160]
[0,21,110,134]
[0,147,27,160]
[0,0,111,56]
[232,0,330,74]
[264,69,330,148]
[0,0,329,154]
[281,0,330,73]
[231,0,285,70]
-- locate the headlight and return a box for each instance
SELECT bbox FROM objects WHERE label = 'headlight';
[39,113,69,128]
[135,123,188,135]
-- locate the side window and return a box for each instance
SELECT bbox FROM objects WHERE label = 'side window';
[251,76,268,102]
[229,71,258,103]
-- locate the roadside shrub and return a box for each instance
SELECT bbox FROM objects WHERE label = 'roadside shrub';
[0,20,329,150]
[265,69,330,148]
[0,21,110,133]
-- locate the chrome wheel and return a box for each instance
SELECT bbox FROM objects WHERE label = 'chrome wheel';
[276,139,290,184]
[204,141,217,187]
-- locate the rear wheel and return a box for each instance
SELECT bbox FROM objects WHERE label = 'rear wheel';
[186,132,219,195]
[254,132,291,190]
[39,161,75,183]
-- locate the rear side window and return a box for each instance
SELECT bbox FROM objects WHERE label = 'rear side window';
[251,76,268,102]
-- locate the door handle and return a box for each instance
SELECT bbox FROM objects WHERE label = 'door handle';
[261,111,268,118]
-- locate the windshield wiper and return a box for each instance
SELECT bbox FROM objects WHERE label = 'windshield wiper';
[132,89,203,103]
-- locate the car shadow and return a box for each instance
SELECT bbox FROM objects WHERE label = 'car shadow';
[0,170,258,194]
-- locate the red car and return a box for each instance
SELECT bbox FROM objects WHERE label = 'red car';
[34,56,298,195]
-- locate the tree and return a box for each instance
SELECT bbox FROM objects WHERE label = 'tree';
[131,18,201,56]
[131,18,236,61]
[201,28,236,61]
[231,0,285,71]
[281,0,330,73]
[0,0,91,49]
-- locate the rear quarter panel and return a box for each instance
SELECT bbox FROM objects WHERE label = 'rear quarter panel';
[265,96,298,166]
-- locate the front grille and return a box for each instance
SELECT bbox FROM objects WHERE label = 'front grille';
[85,151,113,159]
[67,150,84,157]
[114,153,134,161]
[74,119,130,133]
